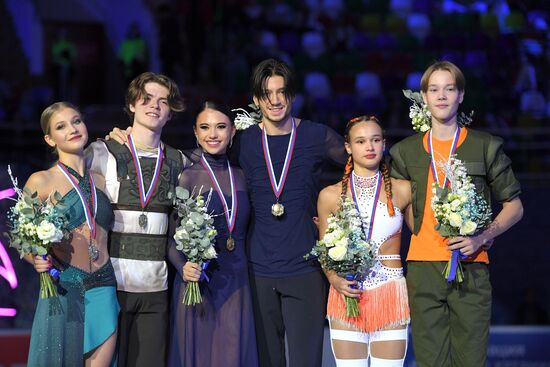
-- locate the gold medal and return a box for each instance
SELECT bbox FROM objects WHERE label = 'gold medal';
[271,202,285,217]
[262,118,296,219]
[226,236,235,251]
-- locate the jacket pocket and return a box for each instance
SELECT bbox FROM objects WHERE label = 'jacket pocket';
[464,161,486,192]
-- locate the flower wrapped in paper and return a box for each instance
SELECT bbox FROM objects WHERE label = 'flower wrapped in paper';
[431,156,492,283]
[305,196,375,317]
[5,166,69,298]
[171,186,218,305]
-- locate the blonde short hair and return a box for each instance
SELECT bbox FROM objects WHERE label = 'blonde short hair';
[420,61,465,93]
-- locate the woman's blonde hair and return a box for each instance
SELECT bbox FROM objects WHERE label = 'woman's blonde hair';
[40,101,81,135]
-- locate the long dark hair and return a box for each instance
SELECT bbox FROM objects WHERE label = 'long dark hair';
[195,100,235,125]
[342,115,394,217]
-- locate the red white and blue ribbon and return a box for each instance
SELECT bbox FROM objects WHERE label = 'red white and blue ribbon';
[350,171,382,240]
[56,162,97,238]
[261,118,296,201]
[127,134,164,209]
[428,128,467,281]
[200,154,237,235]
[428,127,461,188]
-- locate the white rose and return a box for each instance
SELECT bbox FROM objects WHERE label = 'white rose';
[335,237,348,248]
[460,220,477,235]
[36,220,61,244]
[203,246,217,259]
[322,232,336,246]
[328,246,347,261]
[174,228,189,242]
[448,213,463,228]
[450,199,462,210]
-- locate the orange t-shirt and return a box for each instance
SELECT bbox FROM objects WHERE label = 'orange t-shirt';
[407,128,489,263]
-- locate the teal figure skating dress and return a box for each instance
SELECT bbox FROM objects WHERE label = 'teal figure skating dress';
[27,180,119,367]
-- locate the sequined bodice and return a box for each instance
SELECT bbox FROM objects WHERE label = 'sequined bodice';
[59,188,113,232]
[352,171,405,289]
[57,165,113,232]
[352,171,403,251]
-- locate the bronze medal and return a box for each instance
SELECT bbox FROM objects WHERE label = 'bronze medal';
[88,240,100,262]
[226,236,235,251]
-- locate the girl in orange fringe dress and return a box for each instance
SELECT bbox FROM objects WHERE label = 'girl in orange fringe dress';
[317,116,412,366]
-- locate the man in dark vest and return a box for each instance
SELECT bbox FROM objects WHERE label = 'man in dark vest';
[390,61,523,367]
[88,72,190,367]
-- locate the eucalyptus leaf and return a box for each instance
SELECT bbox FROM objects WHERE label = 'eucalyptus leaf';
[53,191,63,202]
[35,247,47,256]
[190,212,204,226]
[20,208,34,216]
[24,195,34,206]
[176,186,190,200]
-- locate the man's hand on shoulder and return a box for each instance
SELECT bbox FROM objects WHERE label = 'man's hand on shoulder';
[105,126,132,144]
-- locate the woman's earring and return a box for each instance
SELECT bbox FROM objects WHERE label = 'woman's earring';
[229,138,233,149]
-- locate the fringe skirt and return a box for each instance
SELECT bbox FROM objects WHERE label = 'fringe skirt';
[327,276,410,333]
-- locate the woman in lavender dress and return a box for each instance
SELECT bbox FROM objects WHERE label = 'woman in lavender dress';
[167,101,258,367]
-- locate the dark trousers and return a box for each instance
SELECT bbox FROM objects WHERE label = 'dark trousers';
[250,270,327,367]
[407,261,492,367]
[116,290,168,367]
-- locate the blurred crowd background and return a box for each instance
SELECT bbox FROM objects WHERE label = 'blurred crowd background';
[0,0,549,329]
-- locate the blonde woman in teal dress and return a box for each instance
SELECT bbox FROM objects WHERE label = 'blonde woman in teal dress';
[23,102,119,366]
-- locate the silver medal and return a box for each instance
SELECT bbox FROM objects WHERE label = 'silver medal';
[139,213,148,228]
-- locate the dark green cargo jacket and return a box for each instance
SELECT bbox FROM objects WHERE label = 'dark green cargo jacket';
[389,128,521,235]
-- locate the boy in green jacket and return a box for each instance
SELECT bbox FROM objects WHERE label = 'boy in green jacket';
[390,61,523,367]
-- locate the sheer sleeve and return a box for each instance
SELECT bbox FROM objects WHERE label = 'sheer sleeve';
[228,131,242,166]
[86,141,109,176]
[181,147,202,165]
[167,204,187,278]
[324,125,347,166]
[168,159,235,278]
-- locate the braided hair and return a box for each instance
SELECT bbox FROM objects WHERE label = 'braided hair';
[342,115,395,217]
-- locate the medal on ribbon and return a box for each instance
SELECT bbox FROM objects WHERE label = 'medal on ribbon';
[428,127,461,188]
[128,135,164,229]
[261,118,297,217]
[428,128,467,280]
[350,171,381,240]
[57,162,99,262]
[200,154,238,251]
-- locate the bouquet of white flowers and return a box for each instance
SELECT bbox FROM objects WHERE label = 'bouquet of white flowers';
[171,186,218,305]
[5,166,69,298]
[306,196,375,317]
[403,89,474,133]
[431,156,492,283]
